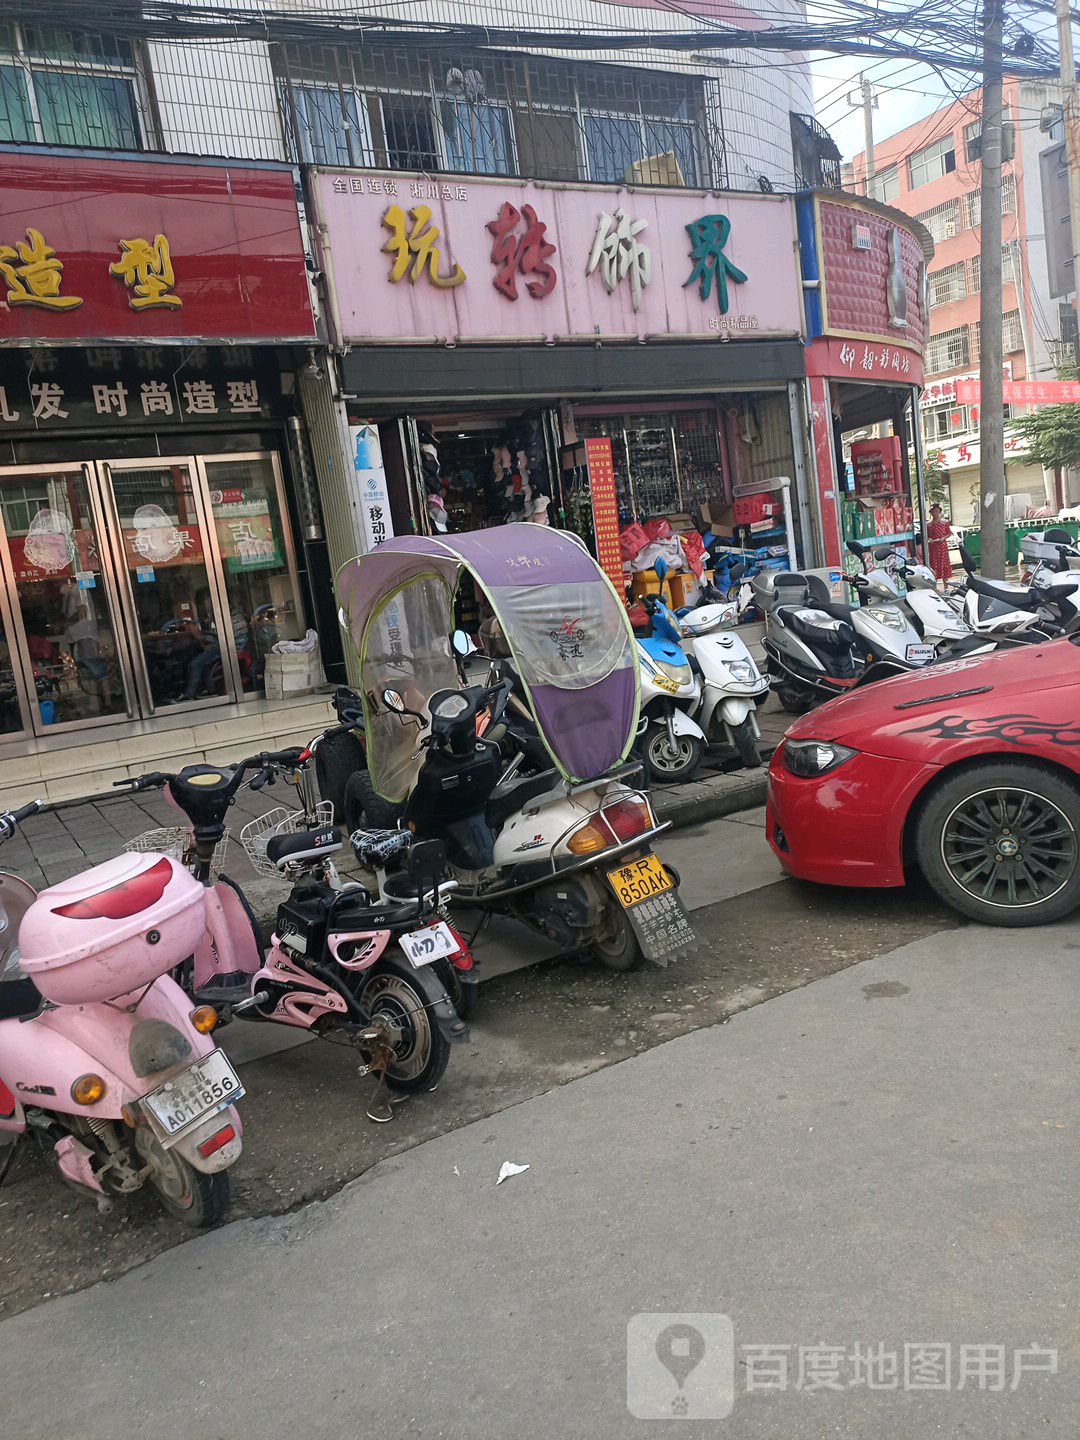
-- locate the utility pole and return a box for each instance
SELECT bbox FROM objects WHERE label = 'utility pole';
[848,76,878,194]
[979,0,1006,577]
[1055,0,1080,327]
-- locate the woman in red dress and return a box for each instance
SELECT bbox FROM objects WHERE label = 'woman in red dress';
[925,503,953,586]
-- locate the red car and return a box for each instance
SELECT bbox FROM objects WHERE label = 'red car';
[766,638,1080,926]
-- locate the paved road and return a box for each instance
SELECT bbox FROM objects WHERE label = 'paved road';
[5,837,1077,1436]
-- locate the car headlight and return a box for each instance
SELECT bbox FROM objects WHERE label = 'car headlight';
[783,739,858,777]
[654,659,692,684]
[866,605,907,631]
[729,660,758,683]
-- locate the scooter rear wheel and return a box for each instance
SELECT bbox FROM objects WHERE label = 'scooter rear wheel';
[133,1123,231,1226]
[591,902,648,972]
[358,963,450,1092]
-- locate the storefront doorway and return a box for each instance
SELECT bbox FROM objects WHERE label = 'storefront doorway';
[0,451,303,739]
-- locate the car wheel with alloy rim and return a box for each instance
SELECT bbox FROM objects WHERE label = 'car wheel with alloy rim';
[916,761,1080,926]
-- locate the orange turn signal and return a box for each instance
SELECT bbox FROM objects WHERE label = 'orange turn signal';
[71,1073,106,1106]
[190,1005,217,1035]
[566,822,610,856]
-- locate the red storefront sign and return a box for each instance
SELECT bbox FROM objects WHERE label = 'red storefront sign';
[584,437,623,592]
[0,151,316,344]
[805,336,924,388]
[955,378,1080,405]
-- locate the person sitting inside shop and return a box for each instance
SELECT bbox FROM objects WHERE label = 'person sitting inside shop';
[182,604,250,701]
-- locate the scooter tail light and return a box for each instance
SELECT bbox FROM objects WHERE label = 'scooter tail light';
[55,856,173,921]
[601,797,653,842]
[197,1123,236,1159]
[566,820,612,856]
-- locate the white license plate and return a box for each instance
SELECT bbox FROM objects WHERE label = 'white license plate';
[906,643,935,665]
[399,920,459,968]
[143,1050,244,1141]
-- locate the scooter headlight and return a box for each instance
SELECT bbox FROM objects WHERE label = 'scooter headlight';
[729,660,758,684]
[654,659,692,684]
[783,739,858,777]
[866,605,907,632]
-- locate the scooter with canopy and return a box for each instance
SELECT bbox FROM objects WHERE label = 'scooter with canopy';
[335,529,696,971]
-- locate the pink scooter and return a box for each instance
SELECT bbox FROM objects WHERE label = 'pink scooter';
[0,799,244,1225]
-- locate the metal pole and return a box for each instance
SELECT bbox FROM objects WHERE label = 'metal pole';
[1056,0,1080,307]
[862,76,876,194]
[979,0,1007,577]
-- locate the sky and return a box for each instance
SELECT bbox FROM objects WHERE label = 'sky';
[811,57,959,161]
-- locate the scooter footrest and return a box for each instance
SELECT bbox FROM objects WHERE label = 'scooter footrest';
[193,973,252,1006]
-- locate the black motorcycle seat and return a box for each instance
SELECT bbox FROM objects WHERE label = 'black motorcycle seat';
[350,828,413,867]
[487,768,559,829]
[965,573,1042,612]
[264,826,342,867]
[778,606,856,651]
[0,974,42,1021]
[938,633,993,658]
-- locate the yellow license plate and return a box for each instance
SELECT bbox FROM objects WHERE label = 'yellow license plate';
[607,854,674,909]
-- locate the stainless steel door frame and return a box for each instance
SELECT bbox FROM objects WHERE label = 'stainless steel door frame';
[0,460,138,738]
[97,456,241,717]
[197,450,306,703]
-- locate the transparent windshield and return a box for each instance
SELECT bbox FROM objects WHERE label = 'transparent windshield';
[360,572,458,802]
[490,582,633,691]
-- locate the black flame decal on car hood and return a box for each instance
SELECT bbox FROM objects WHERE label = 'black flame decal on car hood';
[904,712,1080,747]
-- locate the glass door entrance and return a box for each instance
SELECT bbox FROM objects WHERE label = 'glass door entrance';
[0,451,305,738]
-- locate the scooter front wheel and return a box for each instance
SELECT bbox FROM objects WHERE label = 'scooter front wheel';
[133,1123,230,1226]
[643,726,705,784]
[730,715,762,768]
[358,963,450,1092]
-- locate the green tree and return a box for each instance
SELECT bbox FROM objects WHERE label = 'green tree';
[921,449,951,513]
[1010,404,1080,472]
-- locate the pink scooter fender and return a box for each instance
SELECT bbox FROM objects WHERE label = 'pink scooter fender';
[194,879,263,992]
[3,973,220,1122]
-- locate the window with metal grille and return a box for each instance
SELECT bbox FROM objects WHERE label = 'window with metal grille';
[967,247,1016,293]
[0,23,145,148]
[915,200,960,245]
[908,135,956,190]
[1002,309,1023,354]
[963,172,1015,228]
[576,409,724,516]
[923,404,975,441]
[971,321,980,362]
[925,325,970,375]
[278,43,715,187]
[868,165,900,203]
[929,262,966,307]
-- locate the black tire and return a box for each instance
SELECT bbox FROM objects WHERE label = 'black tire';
[315,729,367,822]
[778,684,813,714]
[434,957,479,1021]
[591,901,648,971]
[916,761,1080,926]
[643,724,705,785]
[132,1123,231,1225]
[357,962,451,1092]
[343,766,404,834]
[731,715,762,768]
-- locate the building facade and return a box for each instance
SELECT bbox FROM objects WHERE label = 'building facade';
[0,6,854,787]
[848,80,1077,525]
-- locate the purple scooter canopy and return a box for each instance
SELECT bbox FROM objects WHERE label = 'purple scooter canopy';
[337,528,640,801]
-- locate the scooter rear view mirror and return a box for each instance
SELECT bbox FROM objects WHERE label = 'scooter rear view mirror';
[382,688,406,713]
[452,629,472,658]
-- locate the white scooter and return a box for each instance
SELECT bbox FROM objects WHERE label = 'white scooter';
[679,598,769,768]
[846,540,993,657]
[957,543,1064,641]
[636,590,709,784]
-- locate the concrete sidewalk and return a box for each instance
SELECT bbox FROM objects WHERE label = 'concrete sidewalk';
[3,922,1074,1438]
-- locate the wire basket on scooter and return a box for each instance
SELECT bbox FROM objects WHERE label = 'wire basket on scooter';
[124,826,231,873]
[240,802,335,880]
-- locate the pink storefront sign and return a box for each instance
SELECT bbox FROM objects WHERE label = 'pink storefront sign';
[313,172,803,345]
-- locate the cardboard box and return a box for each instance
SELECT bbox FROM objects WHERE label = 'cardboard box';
[699,502,736,533]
